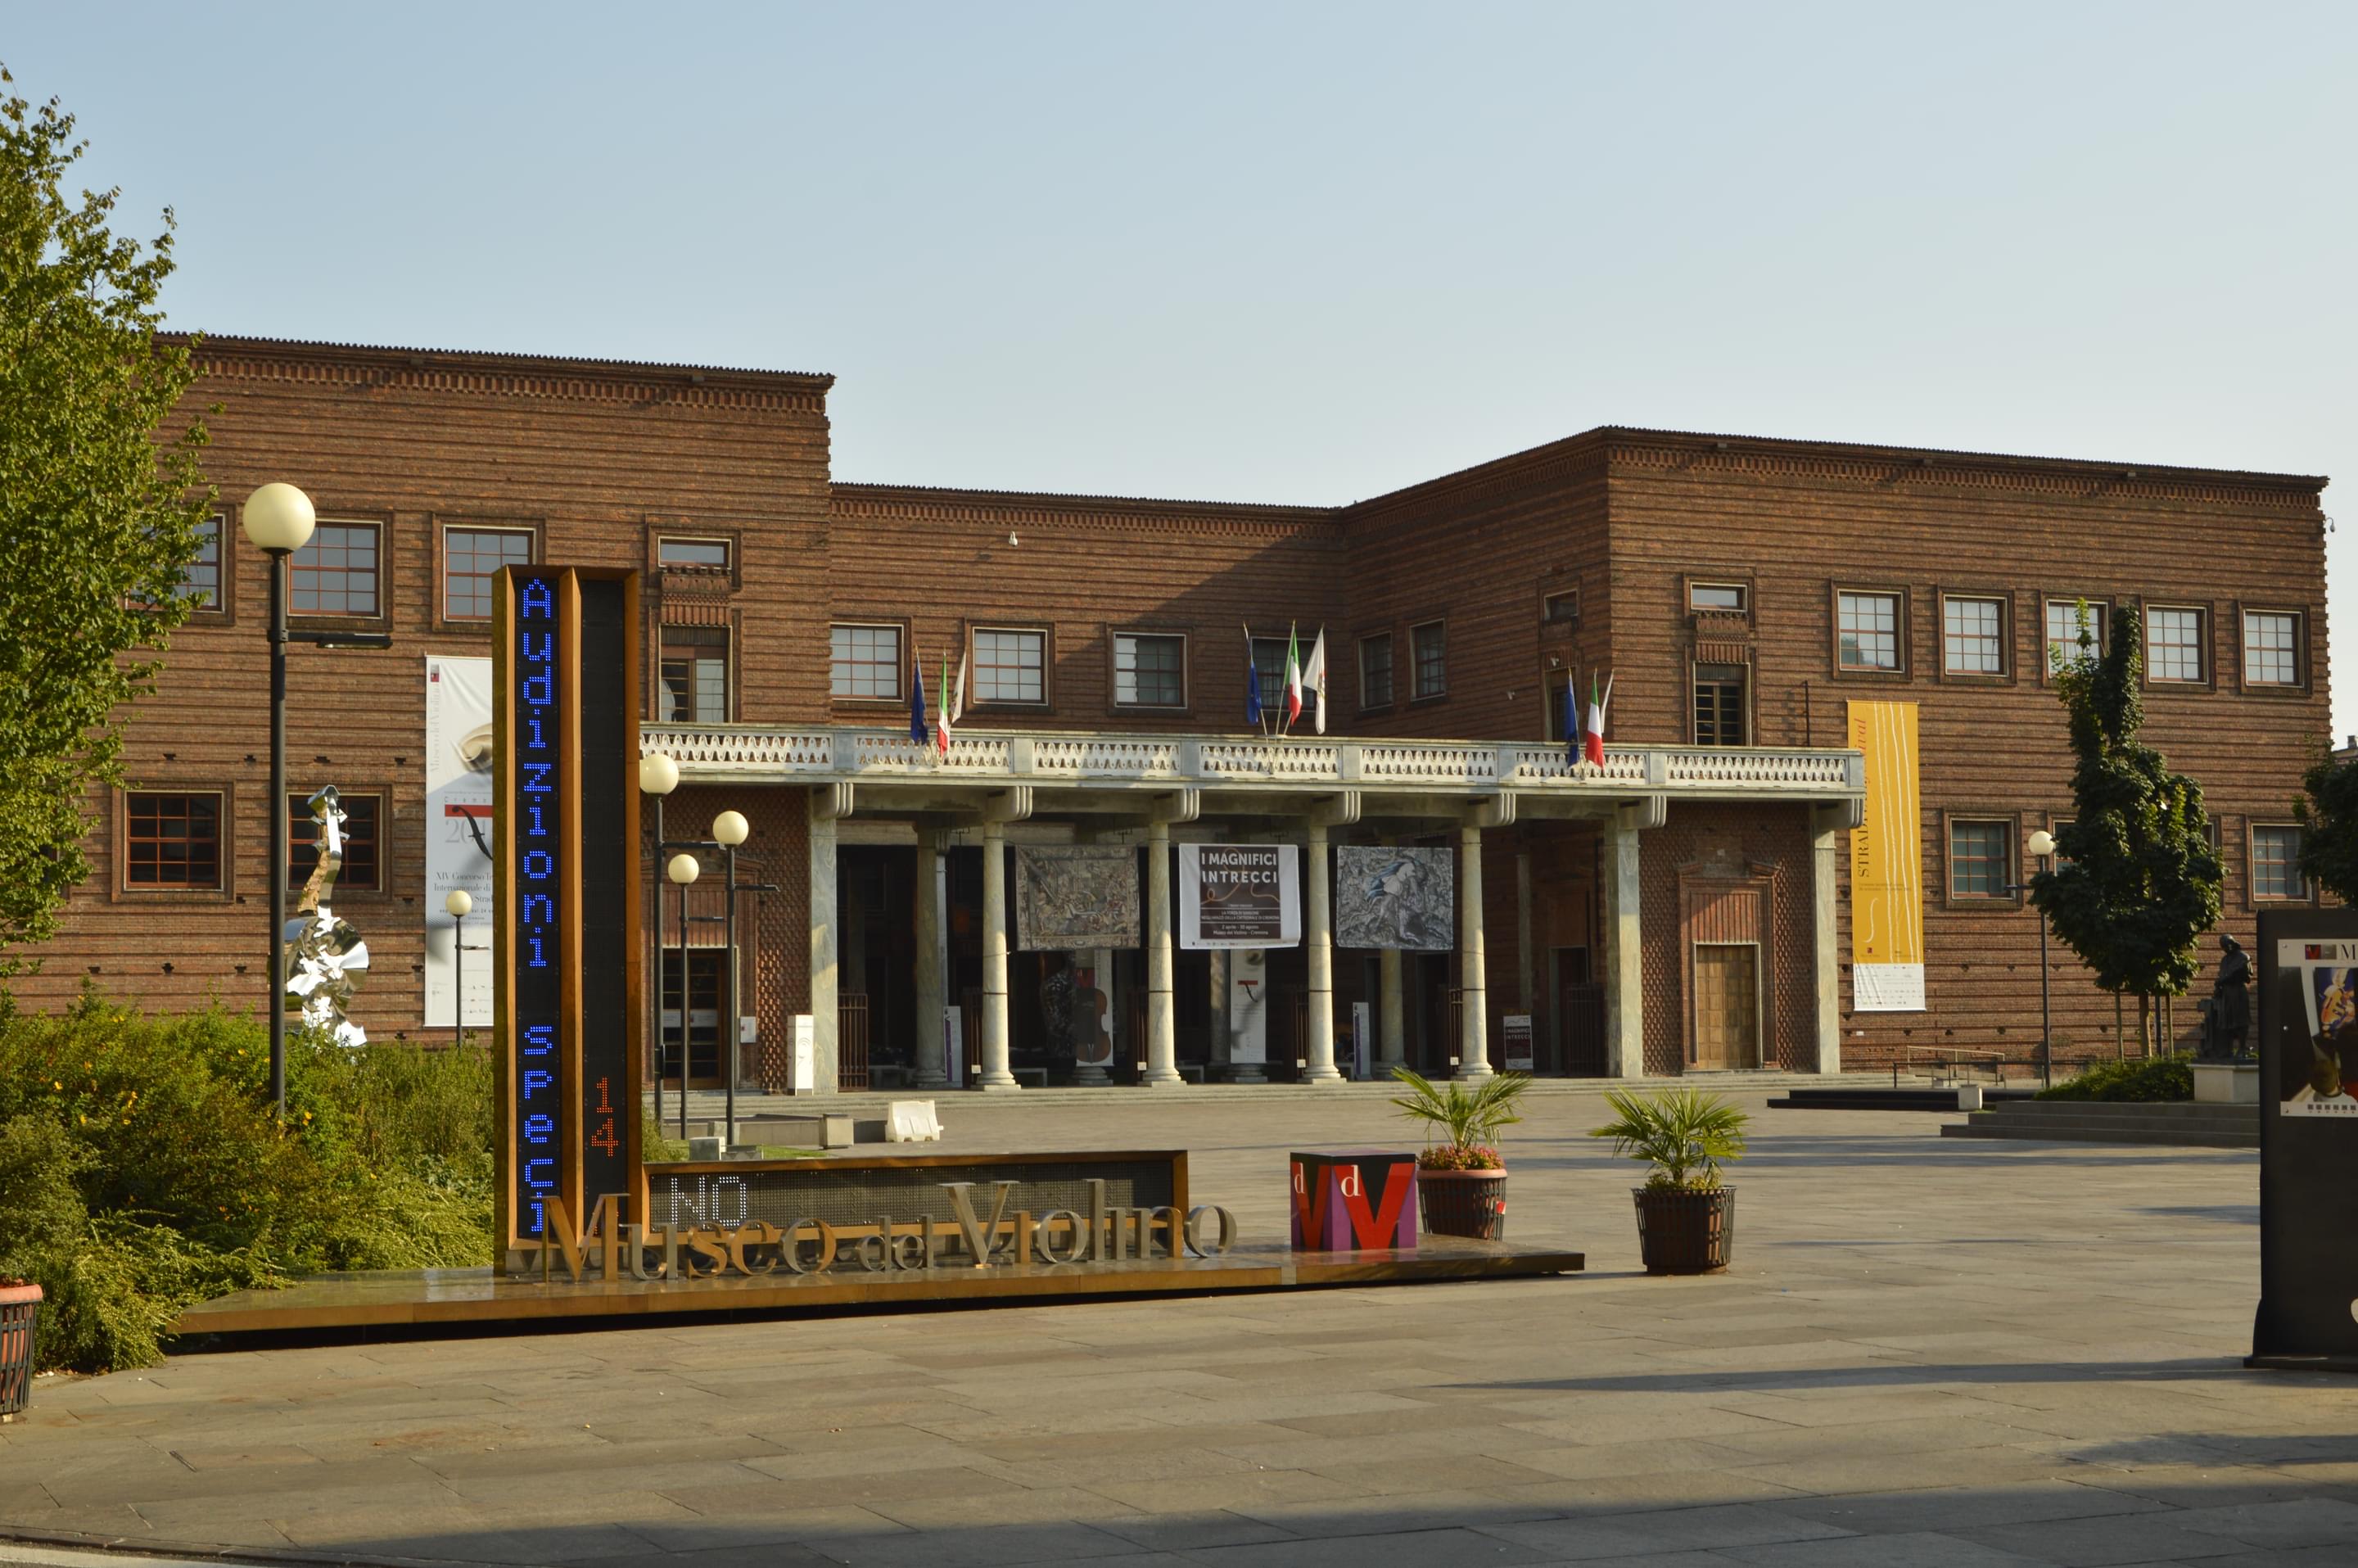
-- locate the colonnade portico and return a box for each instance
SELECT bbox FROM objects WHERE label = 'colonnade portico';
[666,726,1868,1091]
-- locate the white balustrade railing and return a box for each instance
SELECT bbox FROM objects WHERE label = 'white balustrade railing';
[640,725,1861,798]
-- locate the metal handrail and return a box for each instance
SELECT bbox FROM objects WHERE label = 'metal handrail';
[1890,1043,2008,1088]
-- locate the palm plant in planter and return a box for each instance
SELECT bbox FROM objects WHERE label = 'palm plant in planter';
[1389,1065,1531,1240]
[1590,1088,1748,1274]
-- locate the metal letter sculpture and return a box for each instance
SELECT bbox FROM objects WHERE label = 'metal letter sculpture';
[283,784,371,1048]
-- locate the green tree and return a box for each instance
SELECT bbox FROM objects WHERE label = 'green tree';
[2295,746,2358,904]
[2030,603,2224,1055]
[0,66,210,975]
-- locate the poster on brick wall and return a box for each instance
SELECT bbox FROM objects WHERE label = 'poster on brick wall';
[424,656,495,1028]
[1847,699,1926,1012]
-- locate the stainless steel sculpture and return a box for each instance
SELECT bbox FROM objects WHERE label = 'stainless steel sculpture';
[283,784,371,1048]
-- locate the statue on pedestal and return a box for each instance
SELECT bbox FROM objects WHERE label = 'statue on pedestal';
[2202,933,2252,1061]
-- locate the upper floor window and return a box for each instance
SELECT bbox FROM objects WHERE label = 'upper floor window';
[179,516,223,608]
[1543,590,1579,626]
[1114,632,1186,708]
[2252,824,2307,900]
[1690,582,1747,614]
[2244,611,2302,687]
[658,537,731,570]
[660,626,730,721]
[2044,598,2107,671]
[974,627,1046,704]
[1942,595,2004,676]
[1949,819,2012,899]
[1693,664,1746,746]
[830,623,902,700]
[444,526,533,621]
[1359,634,1394,708]
[1836,590,1900,671]
[125,791,221,888]
[289,792,382,892]
[1251,637,1290,708]
[2148,606,2207,684]
[1411,620,1447,700]
[291,522,380,617]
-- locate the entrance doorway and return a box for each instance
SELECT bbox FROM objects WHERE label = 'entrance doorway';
[1692,942,1759,1070]
[657,950,725,1088]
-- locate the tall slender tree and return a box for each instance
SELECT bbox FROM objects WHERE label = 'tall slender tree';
[0,65,211,975]
[2030,603,2224,1055]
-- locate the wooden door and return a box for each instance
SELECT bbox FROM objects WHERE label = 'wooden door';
[1692,943,1759,1070]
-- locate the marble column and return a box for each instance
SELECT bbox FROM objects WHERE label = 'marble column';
[806,790,840,1094]
[914,829,948,1088]
[1380,947,1406,1067]
[1144,820,1181,1086]
[978,817,1017,1091]
[1303,821,1340,1083]
[1516,843,1535,1015]
[1457,824,1491,1081]
[1812,806,1844,1075]
[1604,817,1644,1078]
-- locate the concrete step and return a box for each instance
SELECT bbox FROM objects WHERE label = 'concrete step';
[1943,1122,2257,1150]
[1987,1099,2257,1121]
[1940,1099,2257,1149]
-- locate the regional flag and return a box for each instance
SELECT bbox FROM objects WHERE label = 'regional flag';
[1303,628,1328,735]
[937,650,965,756]
[1283,624,1303,730]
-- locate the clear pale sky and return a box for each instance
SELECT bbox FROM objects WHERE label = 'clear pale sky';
[11,4,2353,732]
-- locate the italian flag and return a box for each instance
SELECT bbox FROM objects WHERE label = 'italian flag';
[937,650,964,756]
[1584,671,1613,766]
[1283,624,1304,731]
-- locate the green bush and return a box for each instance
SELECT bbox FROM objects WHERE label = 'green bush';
[2036,1054,2195,1102]
[0,989,495,1371]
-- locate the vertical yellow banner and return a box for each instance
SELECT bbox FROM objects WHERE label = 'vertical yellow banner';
[1847,700,1925,1011]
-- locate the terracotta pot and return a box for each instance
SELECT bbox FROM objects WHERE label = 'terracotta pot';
[1632,1186,1734,1274]
[1418,1168,1507,1240]
[0,1281,42,1421]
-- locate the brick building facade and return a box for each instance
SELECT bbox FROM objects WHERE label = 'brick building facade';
[16,337,2330,1088]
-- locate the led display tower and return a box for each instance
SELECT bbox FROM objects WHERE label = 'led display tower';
[492,567,643,1254]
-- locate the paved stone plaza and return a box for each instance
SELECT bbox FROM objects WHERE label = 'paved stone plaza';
[5,1090,2357,1567]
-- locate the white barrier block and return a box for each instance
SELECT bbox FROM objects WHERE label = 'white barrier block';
[886,1099,943,1142]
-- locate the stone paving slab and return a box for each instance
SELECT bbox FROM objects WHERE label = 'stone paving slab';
[5,1095,2358,1566]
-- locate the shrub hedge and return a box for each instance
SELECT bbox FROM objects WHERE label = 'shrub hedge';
[0,987,494,1371]
[2035,1053,2195,1103]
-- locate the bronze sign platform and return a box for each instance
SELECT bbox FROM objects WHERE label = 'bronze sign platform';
[174,1237,1583,1339]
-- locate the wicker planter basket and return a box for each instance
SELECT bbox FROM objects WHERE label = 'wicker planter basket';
[1632,1186,1735,1274]
[0,1282,41,1421]
[1419,1168,1507,1240]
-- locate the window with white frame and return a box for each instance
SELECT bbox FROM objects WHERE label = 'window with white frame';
[1949,819,2012,898]
[1114,632,1186,707]
[2252,825,2306,900]
[2045,599,2107,671]
[1837,591,1900,671]
[2148,606,2207,683]
[291,522,381,616]
[974,628,1046,704]
[444,526,534,621]
[830,624,902,700]
[2244,611,2301,686]
[1942,595,2004,676]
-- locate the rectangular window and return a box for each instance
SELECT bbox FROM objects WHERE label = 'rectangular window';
[2045,599,2107,671]
[1949,819,2012,898]
[2252,825,2306,900]
[1412,621,1447,699]
[444,526,533,621]
[829,623,902,700]
[1251,637,1290,709]
[2244,611,2301,687]
[660,626,730,721]
[290,522,380,617]
[1942,595,2004,676]
[1836,591,1900,671]
[1359,634,1394,708]
[974,627,1046,704]
[1692,666,1746,746]
[180,516,223,607]
[1690,582,1747,613]
[1546,671,1572,742]
[658,537,730,570]
[288,792,381,892]
[125,792,221,888]
[2148,606,2207,684]
[1543,590,1579,626]
[1114,632,1186,708]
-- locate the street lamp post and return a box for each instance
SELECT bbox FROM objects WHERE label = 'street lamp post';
[711,811,750,1146]
[667,852,701,1141]
[444,889,473,1046]
[242,484,391,1114]
[639,753,680,1130]
[2006,829,2060,1091]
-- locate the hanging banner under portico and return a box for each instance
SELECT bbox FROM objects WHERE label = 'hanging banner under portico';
[1014,847,1140,950]
[1847,699,1925,1011]
[1181,844,1301,950]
